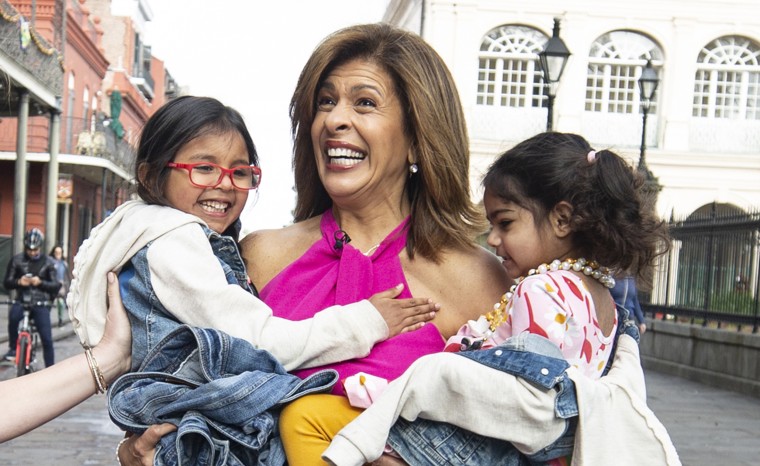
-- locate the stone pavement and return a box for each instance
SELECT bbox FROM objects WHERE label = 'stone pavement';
[1,298,759,465]
[644,367,760,466]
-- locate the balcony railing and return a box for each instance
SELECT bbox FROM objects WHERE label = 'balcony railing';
[64,114,135,172]
[130,67,155,100]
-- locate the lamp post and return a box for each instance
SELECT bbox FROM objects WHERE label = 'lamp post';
[538,18,571,131]
[637,59,662,197]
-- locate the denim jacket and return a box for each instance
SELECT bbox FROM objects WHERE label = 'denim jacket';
[119,223,253,369]
[383,305,641,466]
[109,224,340,465]
[108,324,339,466]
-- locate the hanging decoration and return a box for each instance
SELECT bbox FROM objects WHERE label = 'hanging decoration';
[109,89,125,139]
[1,3,63,67]
[19,18,30,50]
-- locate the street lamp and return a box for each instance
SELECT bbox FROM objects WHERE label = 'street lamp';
[637,59,662,196]
[538,18,571,131]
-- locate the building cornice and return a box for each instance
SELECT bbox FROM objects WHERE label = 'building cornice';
[65,6,109,77]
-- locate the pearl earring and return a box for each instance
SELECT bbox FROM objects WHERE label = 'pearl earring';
[409,163,419,174]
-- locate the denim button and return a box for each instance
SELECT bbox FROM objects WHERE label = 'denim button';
[494,350,503,356]
[541,368,549,375]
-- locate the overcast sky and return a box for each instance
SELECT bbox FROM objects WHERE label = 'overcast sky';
[145,1,389,233]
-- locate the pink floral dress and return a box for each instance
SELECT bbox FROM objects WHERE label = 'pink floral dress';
[446,270,617,379]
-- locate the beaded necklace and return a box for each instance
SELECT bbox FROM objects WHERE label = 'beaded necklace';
[484,258,615,333]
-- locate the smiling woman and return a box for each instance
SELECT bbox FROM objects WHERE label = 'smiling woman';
[312,59,412,203]
[238,23,508,465]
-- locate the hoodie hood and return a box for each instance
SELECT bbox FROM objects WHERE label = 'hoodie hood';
[67,199,202,346]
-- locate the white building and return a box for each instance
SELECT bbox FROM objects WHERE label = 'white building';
[383,0,760,219]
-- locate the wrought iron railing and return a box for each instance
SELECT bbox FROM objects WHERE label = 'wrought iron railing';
[644,203,760,333]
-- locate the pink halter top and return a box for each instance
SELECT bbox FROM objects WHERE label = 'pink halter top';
[260,210,444,395]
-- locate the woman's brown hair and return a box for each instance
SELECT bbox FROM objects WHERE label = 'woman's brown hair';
[290,23,485,261]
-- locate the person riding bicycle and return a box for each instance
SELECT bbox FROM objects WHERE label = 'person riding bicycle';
[3,228,60,367]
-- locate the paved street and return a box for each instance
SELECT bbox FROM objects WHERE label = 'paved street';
[1,319,759,464]
[644,368,760,466]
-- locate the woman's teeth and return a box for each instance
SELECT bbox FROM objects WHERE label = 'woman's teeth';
[327,147,365,166]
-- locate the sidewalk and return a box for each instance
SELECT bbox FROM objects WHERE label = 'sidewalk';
[644,367,760,465]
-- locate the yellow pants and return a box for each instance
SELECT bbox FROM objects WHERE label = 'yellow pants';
[279,394,363,466]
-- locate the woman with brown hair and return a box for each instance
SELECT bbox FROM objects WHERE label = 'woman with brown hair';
[240,23,507,464]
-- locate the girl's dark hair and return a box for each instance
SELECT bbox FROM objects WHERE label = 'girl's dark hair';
[483,131,670,288]
[135,95,258,206]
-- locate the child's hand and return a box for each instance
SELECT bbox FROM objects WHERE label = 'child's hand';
[369,284,439,337]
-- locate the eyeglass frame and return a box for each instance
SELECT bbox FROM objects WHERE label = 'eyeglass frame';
[166,161,262,190]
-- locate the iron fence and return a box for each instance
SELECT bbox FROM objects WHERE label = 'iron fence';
[643,203,760,333]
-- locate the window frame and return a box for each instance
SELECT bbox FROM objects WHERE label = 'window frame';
[692,35,760,120]
[476,25,548,108]
[585,30,664,115]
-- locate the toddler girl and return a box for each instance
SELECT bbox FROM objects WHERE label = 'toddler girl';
[323,131,673,465]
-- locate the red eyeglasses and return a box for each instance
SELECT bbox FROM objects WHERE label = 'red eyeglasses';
[167,162,262,190]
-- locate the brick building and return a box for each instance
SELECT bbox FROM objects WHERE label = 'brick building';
[0,0,176,279]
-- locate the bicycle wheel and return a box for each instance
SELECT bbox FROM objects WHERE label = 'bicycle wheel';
[16,336,29,377]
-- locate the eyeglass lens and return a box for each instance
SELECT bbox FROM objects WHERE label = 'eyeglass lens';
[189,164,260,189]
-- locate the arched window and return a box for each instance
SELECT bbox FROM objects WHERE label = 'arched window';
[693,36,760,119]
[476,25,547,107]
[586,31,663,114]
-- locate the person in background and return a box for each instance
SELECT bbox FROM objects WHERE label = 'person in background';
[49,245,71,327]
[0,272,131,443]
[611,274,647,334]
[3,228,60,367]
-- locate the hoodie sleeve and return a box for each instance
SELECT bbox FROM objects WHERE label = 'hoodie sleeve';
[148,225,388,371]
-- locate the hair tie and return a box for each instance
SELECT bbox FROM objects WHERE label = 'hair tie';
[587,150,597,164]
